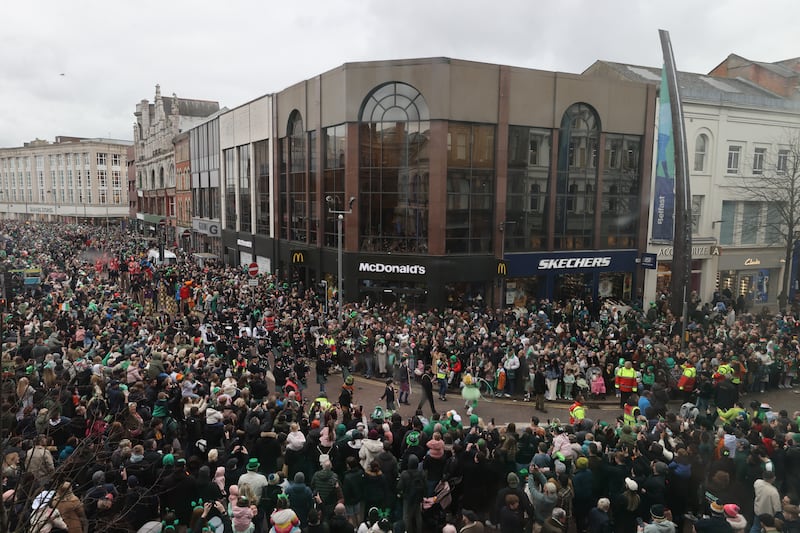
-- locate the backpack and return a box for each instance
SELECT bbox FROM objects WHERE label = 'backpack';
[409,472,426,503]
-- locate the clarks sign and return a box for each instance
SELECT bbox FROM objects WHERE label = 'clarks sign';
[358,262,426,275]
[538,257,611,270]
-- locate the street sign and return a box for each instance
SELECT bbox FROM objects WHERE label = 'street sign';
[248,262,259,277]
[248,279,258,287]
[159,219,166,227]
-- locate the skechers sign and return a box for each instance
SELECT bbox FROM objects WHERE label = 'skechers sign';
[538,257,612,270]
[358,262,426,275]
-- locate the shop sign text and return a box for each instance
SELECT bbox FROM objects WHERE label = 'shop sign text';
[358,262,426,275]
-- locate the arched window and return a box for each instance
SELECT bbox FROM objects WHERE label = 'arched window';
[280,111,307,241]
[554,103,600,249]
[159,167,164,189]
[358,83,430,253]
[694,133,708,172]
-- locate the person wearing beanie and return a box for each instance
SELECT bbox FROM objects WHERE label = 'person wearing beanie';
[572,456,594,533]
[397,455,426,533]
[643,504,676,533]
[492,472,533,527]
[285,472,314,528]
[528,467,559,527]
[611,478,641,533]
[694,501,733,533]
[722,504,746,532]
[359,428,385,471]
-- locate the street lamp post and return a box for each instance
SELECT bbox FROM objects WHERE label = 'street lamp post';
[326,195,355,324]
[498,220,517,307]
[320,279,328,316]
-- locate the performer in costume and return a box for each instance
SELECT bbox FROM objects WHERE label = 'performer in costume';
[461,373,481,415]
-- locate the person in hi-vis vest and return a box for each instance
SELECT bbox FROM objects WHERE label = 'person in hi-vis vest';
[615,360,637,409]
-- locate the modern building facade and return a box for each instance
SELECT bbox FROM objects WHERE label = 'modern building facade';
[216,58,655,309]
[0,136,131,225]
[133,85,219,245]
[188,111,225,256]
[585,60,800,309]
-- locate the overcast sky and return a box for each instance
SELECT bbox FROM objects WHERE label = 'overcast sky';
[1,0,798,148]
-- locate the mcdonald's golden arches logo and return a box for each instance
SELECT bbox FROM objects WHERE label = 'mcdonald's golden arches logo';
[291,251,305,264]
[497,260,507,276]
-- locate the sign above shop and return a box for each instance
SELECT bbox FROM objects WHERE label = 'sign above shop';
[192,219,220,236]
[654,245,717,259]
[537,257,611,270]
[358,262,426,275]
[237,239,252,249]
[744,257,761,266]
[640,253,658,269]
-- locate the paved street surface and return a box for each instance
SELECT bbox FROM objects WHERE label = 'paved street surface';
[311,370,800,428]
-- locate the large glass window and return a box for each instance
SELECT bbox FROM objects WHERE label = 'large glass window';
[238,144,251,232]
[224,148,236,229]
[446,123,495,254]
[506,126,550,251]
[554,103,599,249]
[280,112,307,242]
[324,125,346,247]
[254,140,270,235]
[741,202,760,245]
[601,134,640,248]
[358,82,430,253]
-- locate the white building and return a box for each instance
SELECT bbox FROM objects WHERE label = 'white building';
[217,94,274,272]
[133,85,219,243]
[586,60,800,310]
[0,136,132,224]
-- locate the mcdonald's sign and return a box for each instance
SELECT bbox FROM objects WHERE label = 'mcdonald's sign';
[497,260,507,277]
[291,251,305,264]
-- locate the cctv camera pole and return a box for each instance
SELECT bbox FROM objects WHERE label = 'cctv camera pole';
[326,196,355,324]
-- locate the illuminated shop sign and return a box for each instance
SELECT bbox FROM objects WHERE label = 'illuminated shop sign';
[358,262,426,275]
[537,257,611,270]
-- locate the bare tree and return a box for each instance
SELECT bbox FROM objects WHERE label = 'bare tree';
[733,129,800,312]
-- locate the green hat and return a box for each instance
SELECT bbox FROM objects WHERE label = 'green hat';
[469,414,479,427]
[576,457,589,469]
[345,375,354,385]
[555,452,566,462]
[162,453,175,466]
[247,458,261,471]
[371,406,385,420]
[405,430,420,446]
[350,311,358,319]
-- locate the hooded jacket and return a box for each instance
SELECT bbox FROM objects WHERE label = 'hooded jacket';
[359,437,384,470]
[643,521,676,533]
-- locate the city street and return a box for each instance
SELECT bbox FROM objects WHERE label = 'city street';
[309,370,800,428]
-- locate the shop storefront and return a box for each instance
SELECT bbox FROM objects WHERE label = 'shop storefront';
[336,253,497,310]
[191,218,222,255]
[641,243,720,305]
[717,249,785,308]
[504,250,638,307]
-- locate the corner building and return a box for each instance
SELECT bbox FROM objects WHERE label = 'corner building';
[223,58,655,309]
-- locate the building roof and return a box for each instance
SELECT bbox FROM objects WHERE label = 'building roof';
[162,97,220,118]
[583,60,800,112]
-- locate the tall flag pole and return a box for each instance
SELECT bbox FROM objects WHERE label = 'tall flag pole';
[659,29,693,348]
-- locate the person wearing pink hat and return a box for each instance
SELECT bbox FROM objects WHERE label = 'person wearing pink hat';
[723,504,747,532]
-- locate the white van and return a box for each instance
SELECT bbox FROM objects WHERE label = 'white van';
[147,248,178,266]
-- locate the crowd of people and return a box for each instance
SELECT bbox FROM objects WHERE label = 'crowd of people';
[1,221,800,533]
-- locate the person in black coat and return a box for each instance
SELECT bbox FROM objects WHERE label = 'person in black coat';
[714,375,738,410]
[416,366,436,415]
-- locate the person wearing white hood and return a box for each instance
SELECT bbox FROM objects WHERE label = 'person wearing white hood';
[29,490,68,533]
[359,429,385,471]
